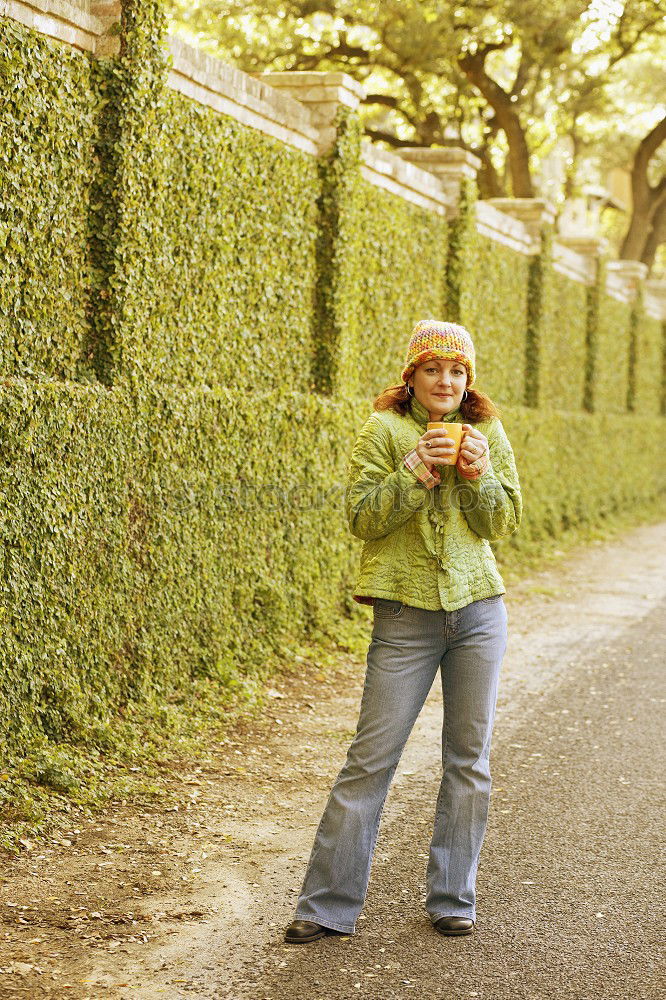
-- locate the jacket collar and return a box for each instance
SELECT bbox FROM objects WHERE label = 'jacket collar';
[409,395,462,429]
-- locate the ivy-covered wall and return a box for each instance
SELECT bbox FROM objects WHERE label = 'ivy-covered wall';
[496,407,666,548]
[1,0,664,760]
[100,85,322,393]
[537,270,589,411]
[350,179,448,400]
[457,232,530,408]
[593,293,632,413]
[0,21,98,382]
[312,115,449,400]
[631,308,663,416]
[0,376,366,750]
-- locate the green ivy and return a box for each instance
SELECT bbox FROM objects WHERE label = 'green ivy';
[583,257,606,411]
[0,0,664,770]
[0,22,98,380]
[538,271,588,410]
[524,226,553,407]
[345,181,448,398]
[497,406,666,547]
[445,177,477,325]
[594,293,632,413]
[457,234,529,407]
[630,292,663,415]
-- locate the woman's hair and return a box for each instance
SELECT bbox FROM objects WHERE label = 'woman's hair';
[373,382,501,422]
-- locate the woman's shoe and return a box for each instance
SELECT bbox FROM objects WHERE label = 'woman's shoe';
[433,916,475,936]
[284,919,328,943]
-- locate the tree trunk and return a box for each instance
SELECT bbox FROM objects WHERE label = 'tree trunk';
[640,197,666,272]
[477,146,506,199]
[620,114,666,261]
[459,51,534,198]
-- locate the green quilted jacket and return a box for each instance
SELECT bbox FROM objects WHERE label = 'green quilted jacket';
[344,396,522,611]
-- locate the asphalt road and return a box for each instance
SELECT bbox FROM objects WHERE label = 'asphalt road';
[251,597,666,1000]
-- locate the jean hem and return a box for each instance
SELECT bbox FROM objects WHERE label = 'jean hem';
[429,911,476,923]
[294,912,356,935]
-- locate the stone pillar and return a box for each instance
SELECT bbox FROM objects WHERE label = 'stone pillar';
[90,0,121,57]
[394,147,481,208]
[251,71,366,155]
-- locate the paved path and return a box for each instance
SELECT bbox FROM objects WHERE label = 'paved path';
[237,522,666,1000]
[256,593,665,1000]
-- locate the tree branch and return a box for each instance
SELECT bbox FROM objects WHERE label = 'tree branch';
[458,49,534,196]
[364,129,425,149]
[363,93,400,109]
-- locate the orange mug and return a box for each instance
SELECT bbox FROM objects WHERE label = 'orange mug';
[427,422,463,465]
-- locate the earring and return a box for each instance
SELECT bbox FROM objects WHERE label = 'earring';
[406,384,414,397]
[462,389,468,401]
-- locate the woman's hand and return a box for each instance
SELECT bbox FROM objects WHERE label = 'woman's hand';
[457,424,489,476]
[415,429,459,469]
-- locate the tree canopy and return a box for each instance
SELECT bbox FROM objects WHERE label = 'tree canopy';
[164,0,666,269]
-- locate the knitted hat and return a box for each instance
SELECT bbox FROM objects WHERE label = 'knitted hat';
[401,320,476,387]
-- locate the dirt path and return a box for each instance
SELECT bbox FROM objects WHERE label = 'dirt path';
[1,522,665,999]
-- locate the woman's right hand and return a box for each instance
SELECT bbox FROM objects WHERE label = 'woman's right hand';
[415,429,458,470]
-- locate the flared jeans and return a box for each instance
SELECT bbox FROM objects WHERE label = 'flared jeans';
[293,594,508,934]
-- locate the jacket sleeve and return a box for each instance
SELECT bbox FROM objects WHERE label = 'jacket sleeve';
[345,414,430,541]
[455,418,522,542]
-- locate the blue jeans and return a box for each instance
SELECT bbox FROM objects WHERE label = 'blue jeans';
[293,595,508,933]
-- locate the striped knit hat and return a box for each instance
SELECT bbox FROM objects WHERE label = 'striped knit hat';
[401,320,476,387]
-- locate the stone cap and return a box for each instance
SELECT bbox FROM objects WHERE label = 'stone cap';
[557,235,609,258]
[395,147,481,209]
[475,201,538,255]
[606,259,649,282]
[3,0,120,55]
[644,277,666,296]
[361,141,454,216]
[251,71,366,111]
[395,147,481,180]
[644,278,666,320]
[486,198,556,234]
[552,241,596,285]
[605,259,648,303]
[166,37,322,156]
[90,0,119,19]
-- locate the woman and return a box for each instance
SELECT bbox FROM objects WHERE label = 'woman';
[285,319,522,942]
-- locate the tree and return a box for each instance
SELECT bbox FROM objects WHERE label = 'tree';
[165,1,666,262]
[619,114,666,261]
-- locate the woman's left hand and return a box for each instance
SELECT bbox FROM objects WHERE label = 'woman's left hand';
[457,424,489,475]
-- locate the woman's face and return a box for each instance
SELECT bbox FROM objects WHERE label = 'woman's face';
[409,358,467,418]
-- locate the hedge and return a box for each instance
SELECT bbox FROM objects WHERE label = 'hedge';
[0,0,664,759]
[2,374,664,751]
[630,301,663,416]
[0,375,372,750]
[593,293,632,413]
[457,232,530,408]
[537,270,589,411]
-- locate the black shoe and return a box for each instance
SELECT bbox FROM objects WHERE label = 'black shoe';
[433,915,475,936]
[284,919,328,943]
